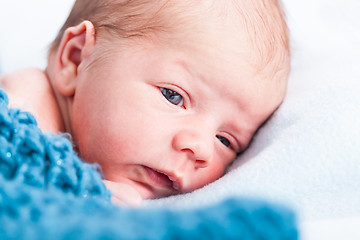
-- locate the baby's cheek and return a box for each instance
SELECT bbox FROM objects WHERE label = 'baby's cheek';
[186,164,226,192]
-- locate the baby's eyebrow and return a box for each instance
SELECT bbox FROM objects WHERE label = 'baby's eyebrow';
[175,60,194,78]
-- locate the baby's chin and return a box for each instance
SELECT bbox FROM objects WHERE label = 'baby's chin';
[102,165,183,202]
[103,178,179,207]
[103,180,143,207]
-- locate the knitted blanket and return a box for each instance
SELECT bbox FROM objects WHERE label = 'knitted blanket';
[0,89,297,240]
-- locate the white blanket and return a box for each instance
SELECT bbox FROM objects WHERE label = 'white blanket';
[1,0,359,238]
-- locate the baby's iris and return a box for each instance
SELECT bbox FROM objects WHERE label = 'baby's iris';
[216,135,231,148]
[160,87,183,106]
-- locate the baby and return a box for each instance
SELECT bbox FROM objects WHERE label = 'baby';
[0,0,289,206]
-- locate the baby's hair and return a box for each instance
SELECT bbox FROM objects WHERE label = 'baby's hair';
[49,0,184,54]
[49,0,289,78]
[236,0,290,78]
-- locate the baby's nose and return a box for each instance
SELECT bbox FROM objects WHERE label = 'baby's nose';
[172,129,213,168]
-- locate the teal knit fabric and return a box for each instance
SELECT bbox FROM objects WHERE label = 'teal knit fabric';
[0,89,298,240]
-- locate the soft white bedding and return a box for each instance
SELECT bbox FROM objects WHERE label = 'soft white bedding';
[1,0,359,238]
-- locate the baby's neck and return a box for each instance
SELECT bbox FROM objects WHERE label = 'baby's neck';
[0,68,65,134]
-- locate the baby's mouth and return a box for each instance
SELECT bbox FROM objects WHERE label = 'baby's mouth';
[143,166,181,191]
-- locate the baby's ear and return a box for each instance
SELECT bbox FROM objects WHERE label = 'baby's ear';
[53,20,96,97]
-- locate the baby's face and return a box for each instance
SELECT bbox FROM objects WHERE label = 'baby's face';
[68,11,287,202]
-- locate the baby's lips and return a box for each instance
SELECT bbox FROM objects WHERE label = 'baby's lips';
[146,166,184,192]
[173,182,181,191]
[168,175,181,190]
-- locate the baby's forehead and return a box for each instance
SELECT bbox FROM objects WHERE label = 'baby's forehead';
[97,0,289,98]
[158,0,288,70]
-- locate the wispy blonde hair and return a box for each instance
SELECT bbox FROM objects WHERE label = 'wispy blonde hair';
[49,0,289,78]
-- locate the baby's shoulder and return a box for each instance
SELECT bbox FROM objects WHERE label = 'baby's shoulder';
[0,68,63,134]
[0,68,49,109]
[0,68,47,90]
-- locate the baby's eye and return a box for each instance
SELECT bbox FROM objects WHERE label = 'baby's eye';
[160,87,183,106]
[216,135,231,148]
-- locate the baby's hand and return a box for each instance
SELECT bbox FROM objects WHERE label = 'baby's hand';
[103,180,143,207]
